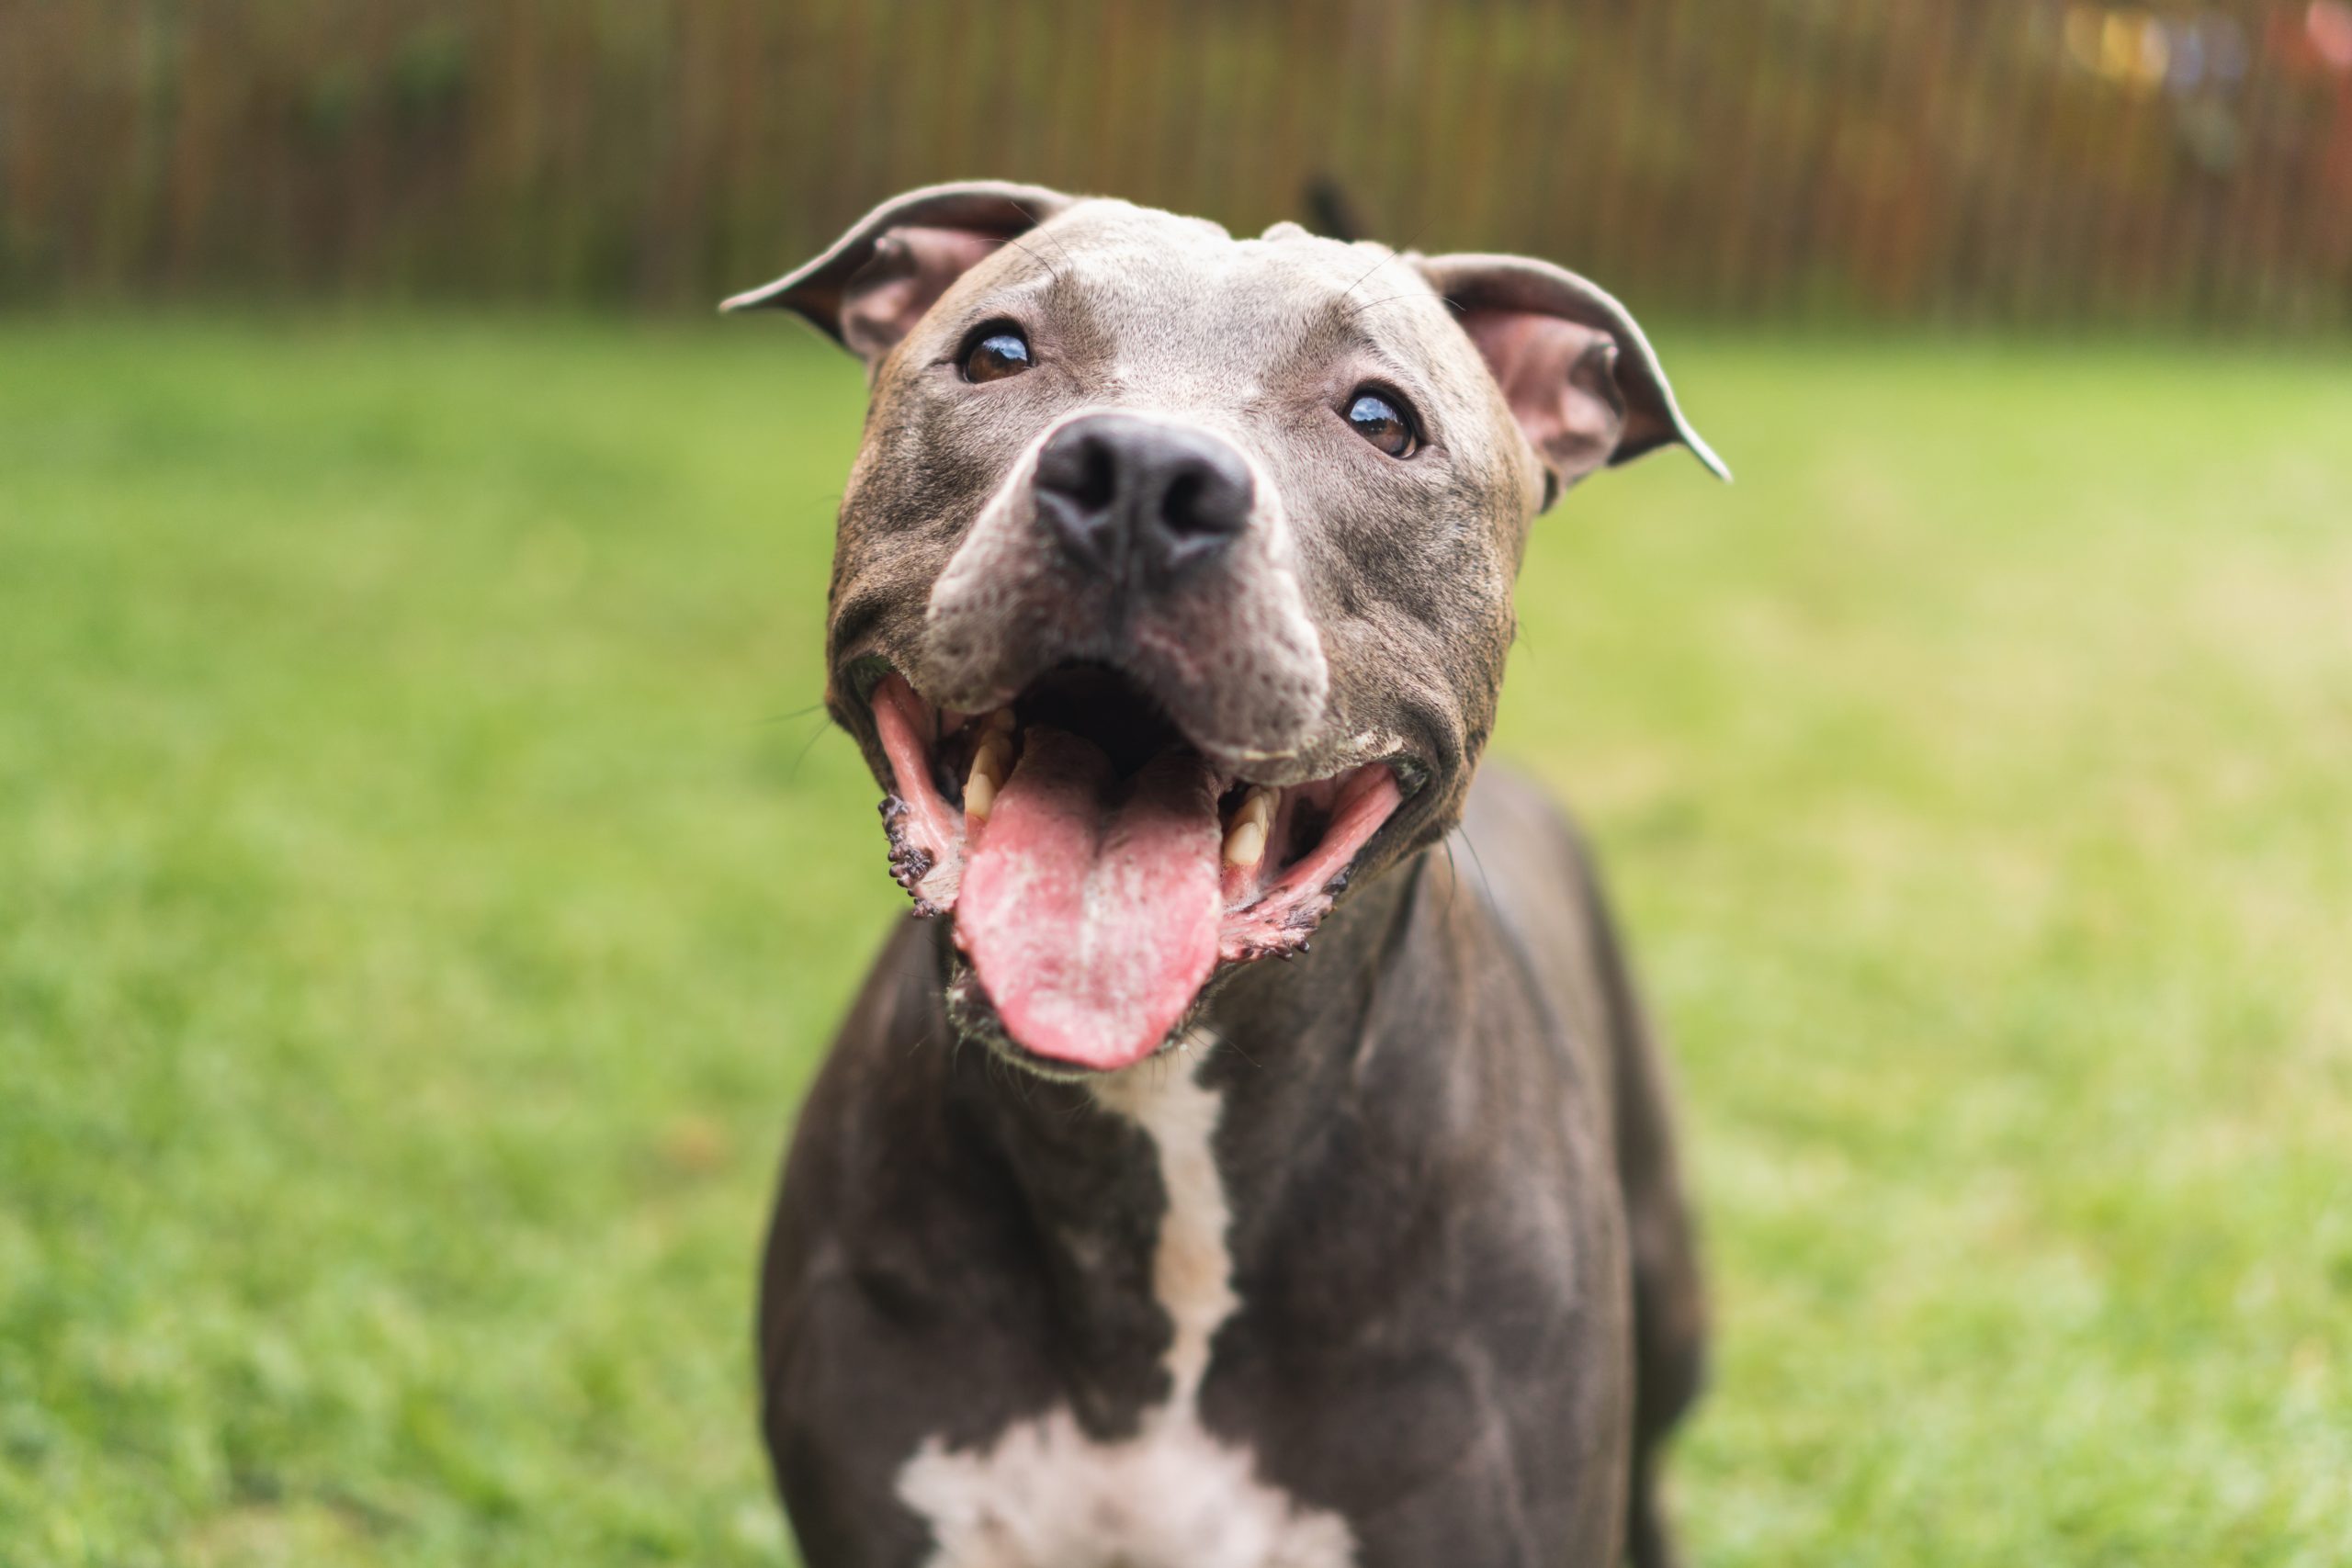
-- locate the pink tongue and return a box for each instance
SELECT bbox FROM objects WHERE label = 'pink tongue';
[955,728,1224,1070]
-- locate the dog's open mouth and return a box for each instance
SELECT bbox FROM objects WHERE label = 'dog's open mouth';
[864,665,1405,1072]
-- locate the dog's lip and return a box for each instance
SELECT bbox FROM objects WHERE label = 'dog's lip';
[849,660,1421,1034]
[842,654,1427,797]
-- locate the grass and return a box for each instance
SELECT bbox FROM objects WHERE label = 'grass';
[1,317,2346,1567]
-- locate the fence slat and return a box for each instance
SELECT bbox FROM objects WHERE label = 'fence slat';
[0,0,2342,330]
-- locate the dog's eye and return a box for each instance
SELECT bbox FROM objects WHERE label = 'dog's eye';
[962,328,1033,383]
[1344,389,1418,458]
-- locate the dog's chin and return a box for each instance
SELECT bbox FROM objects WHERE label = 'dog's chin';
[854,660,1413,1075]
[942,953,1212,1080]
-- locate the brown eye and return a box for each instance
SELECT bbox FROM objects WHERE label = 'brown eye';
[962,327,1032,383]
[1344,389,1418,457]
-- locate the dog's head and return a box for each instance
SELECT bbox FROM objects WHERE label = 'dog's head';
[729,182,1723,1075]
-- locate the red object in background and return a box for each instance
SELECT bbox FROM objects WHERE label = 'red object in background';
[2286,3,2352,203]
[2275,0,2352,75]
[2304,1,2352,71]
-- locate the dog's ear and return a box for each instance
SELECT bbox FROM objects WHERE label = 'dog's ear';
[1414,253,1728,505]
[724,181,1073,367]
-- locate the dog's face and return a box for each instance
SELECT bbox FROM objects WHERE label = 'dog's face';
[729,183,1721,1075]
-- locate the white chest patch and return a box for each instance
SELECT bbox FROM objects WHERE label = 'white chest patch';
[895,1036,1358,1568]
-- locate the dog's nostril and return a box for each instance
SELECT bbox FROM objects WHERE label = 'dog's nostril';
[1161,472,1207,536]
[1036,432,1121,513]
[1159,461,1250,544]
[1072,440,1118,513]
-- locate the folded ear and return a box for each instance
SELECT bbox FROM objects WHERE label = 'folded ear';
[723,181,1073,368]
[1414,253,1728,503]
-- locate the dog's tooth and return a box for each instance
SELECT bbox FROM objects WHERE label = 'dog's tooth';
[986,707,1016,735]
[1220,785,1278,867]
[966,734,1010,822]
[966,767,998,823]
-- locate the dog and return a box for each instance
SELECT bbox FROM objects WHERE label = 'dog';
[725,182,1724,1568]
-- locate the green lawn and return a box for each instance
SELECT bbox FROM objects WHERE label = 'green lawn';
[2,318,2346,1567]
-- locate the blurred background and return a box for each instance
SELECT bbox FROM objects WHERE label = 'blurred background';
[3,4,2347,1566]
[11,0,2352,326]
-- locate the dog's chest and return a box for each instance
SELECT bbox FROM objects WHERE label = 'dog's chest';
[896,1405,1351,1568]
[892,1044,1357,1568]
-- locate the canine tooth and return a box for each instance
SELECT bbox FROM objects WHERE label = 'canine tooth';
[966,734,1011,821]
[985,707,1016,735]
[966,767,998,822]
[1221,785,1277,866]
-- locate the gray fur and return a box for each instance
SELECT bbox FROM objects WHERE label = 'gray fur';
[729,185,1715,1567]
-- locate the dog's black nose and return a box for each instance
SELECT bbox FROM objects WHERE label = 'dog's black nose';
[1033,413,1254,581]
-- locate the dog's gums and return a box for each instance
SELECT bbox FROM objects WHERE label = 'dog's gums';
[867,670,1403,1070]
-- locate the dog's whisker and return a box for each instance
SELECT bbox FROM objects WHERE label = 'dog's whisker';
[1005,197,1078,275]
[761,698,831,726]
[785,713,838,783]
[1341,292,1432,321]
[1455,823,1502,919]
[1001,232,1062,289]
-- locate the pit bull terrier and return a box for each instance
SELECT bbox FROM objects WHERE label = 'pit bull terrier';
[726,182,1724,1568]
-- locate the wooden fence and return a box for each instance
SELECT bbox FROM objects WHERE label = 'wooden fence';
[5,0,2350,329]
